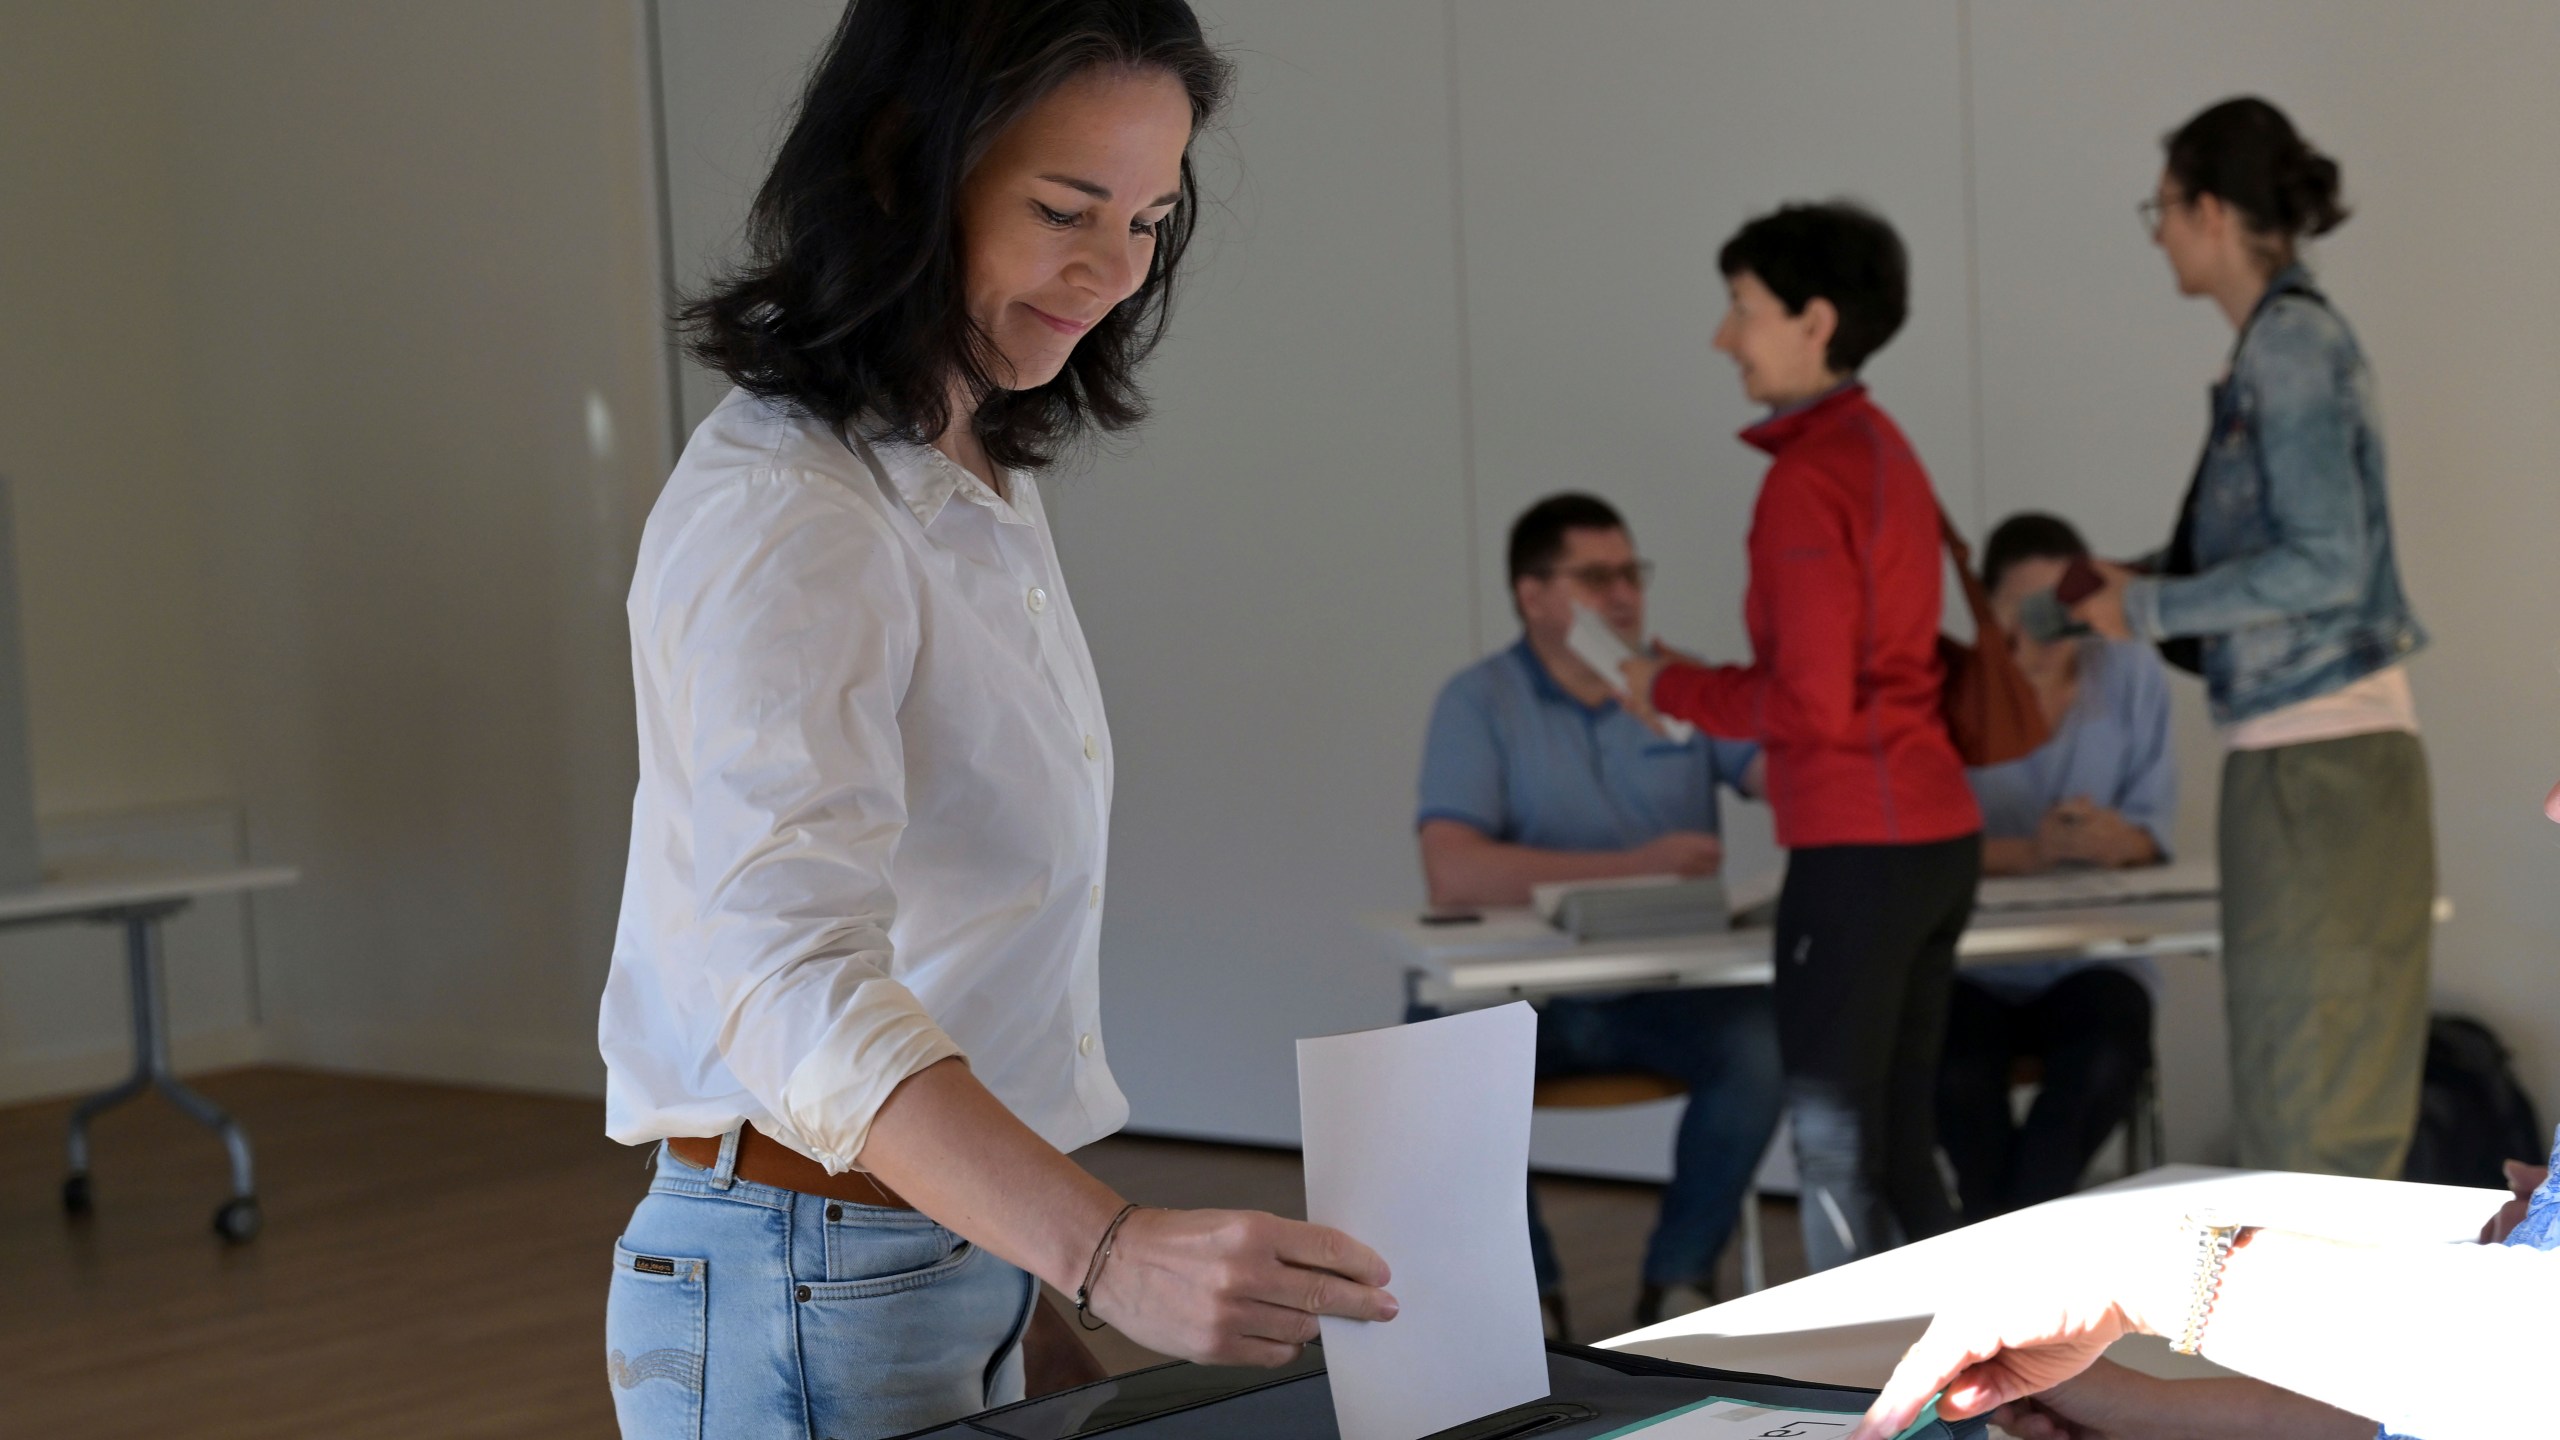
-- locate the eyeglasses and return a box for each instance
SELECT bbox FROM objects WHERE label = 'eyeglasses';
[2136,192,2181,237]
[1539,560,1655,591]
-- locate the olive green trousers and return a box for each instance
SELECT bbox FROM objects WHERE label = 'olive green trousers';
[2219,729,2434,1177]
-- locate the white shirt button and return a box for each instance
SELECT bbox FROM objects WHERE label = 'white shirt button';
[1078,1032,1096,1057]
[1083,733,1100,761]
[1026,586,1048,614]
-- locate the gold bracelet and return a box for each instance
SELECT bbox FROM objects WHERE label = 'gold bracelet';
[2171,1211,2253,1356]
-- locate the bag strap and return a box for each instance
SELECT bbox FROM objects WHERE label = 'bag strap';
[1938,506,2003,642]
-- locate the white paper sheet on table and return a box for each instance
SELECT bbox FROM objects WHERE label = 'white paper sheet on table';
[1297,1002,1548,1440]
[1595,1398,1870,1437]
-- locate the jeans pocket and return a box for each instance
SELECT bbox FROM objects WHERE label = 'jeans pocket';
[606,1240,707,1440]
[822,1205,964,1284]
[796,1241,1034,1440]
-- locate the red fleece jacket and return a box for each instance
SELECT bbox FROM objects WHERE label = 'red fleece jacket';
[1652,385,1980,850]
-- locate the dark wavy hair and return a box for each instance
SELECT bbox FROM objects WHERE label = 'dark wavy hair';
[2164,97,2348,266]
[681,0,1232,470]
[1716,201,1909,375]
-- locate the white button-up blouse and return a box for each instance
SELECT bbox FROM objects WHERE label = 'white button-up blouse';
[600,390,1126,1171]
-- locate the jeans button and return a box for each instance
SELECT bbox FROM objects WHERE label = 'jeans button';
[796,1285,811,1303]
[826,1203,843,1222]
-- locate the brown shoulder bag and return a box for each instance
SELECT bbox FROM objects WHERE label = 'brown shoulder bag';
[1936,508,2050,767]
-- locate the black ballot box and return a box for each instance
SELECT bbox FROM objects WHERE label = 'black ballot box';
[888,1341,1990,1440]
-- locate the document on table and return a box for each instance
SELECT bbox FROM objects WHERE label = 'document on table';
[1596,1398,1925,1439]
[1972,858,2219,913]
[1297,1002,1547,1440]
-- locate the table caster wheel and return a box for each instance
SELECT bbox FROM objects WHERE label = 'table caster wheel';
[213,1196,262,1244]
[63,1173,93,1215]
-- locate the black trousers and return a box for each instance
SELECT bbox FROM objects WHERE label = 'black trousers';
[1774,834,1979,1270]
[1935,965,2154,1223]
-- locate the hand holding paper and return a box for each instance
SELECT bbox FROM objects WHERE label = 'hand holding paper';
[1568,605,1696,742]
[1299,1003,1549,1440]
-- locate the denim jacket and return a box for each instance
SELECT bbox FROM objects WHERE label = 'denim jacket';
[2124,266,2427,724]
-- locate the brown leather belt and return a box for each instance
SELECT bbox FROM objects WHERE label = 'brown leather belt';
[666,1124,911,1210]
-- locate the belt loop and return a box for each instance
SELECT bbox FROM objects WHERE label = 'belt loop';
[709,1122,745,1190]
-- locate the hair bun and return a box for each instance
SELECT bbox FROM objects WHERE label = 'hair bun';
[2164,97,2351,245]
[2280,143,2349,237]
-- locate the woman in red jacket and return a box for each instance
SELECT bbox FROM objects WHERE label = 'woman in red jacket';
[1627,203,1982,1272]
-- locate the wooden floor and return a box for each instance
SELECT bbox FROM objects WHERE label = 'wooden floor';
[3,1068,1807,1438]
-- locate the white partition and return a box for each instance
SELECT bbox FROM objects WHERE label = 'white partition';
[653,0,847,439]
[1041,2,1479,1143]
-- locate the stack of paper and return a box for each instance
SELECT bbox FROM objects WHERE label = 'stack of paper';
[1530,875,1731,940]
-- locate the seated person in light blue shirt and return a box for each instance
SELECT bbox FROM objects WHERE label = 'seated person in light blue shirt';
[1937,512,2177,1223]
[1416,492,1781,1335]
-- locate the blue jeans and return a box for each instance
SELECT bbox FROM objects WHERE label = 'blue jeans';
[1413,986,1782,1292]
[604,1131,1037,1440]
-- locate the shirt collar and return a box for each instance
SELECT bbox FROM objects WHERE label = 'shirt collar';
[1511,636,1616,717]
[1738,380,1868,456]
[863,435,1033,529]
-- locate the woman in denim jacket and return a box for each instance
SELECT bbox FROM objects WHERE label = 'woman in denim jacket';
[2073,98,2433,1180]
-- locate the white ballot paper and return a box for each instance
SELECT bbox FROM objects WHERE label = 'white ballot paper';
[1599,1398,1870,1438]
[1566,605,1696,744]
[1297,1002,1548,1440]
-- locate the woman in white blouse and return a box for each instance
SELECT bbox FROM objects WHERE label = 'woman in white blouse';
[597,4,1395,1437]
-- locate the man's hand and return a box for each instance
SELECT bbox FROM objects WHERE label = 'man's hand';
[2069,561,2139,643]
[1631,830,1724,878]
[2481,1159,2549,1244]
[2041,798,2157,869]
[1090,1208,1397,1368]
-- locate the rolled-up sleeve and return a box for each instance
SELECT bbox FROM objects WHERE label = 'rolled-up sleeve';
[656,475,963,1173]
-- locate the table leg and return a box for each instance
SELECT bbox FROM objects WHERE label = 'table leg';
[61,904,260,1241]
[1739,1185,1766,1296]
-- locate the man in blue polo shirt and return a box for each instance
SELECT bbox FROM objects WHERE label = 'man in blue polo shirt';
[1417,492,1782,1336]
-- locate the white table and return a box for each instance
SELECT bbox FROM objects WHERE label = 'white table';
[1597,1164,2508,1393]
[0,860,300,1242]
[1371,884,2222,1012]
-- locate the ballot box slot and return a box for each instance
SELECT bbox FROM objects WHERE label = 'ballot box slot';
[1424,1400,1598,1440]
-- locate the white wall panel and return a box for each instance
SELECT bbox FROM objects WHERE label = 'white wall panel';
[653,0,845,436]
[154,0,670,1096]
[1054,0,1475,1144]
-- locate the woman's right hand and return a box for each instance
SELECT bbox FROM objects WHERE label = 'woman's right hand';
[1985,1360,2164,1440]
[1088,1207,1397,1366]
[1845,1223,2187,1440]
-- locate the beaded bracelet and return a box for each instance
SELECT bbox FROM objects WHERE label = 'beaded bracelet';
[2170,1212,2253,1355]
[1073,1202,1144,1333]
